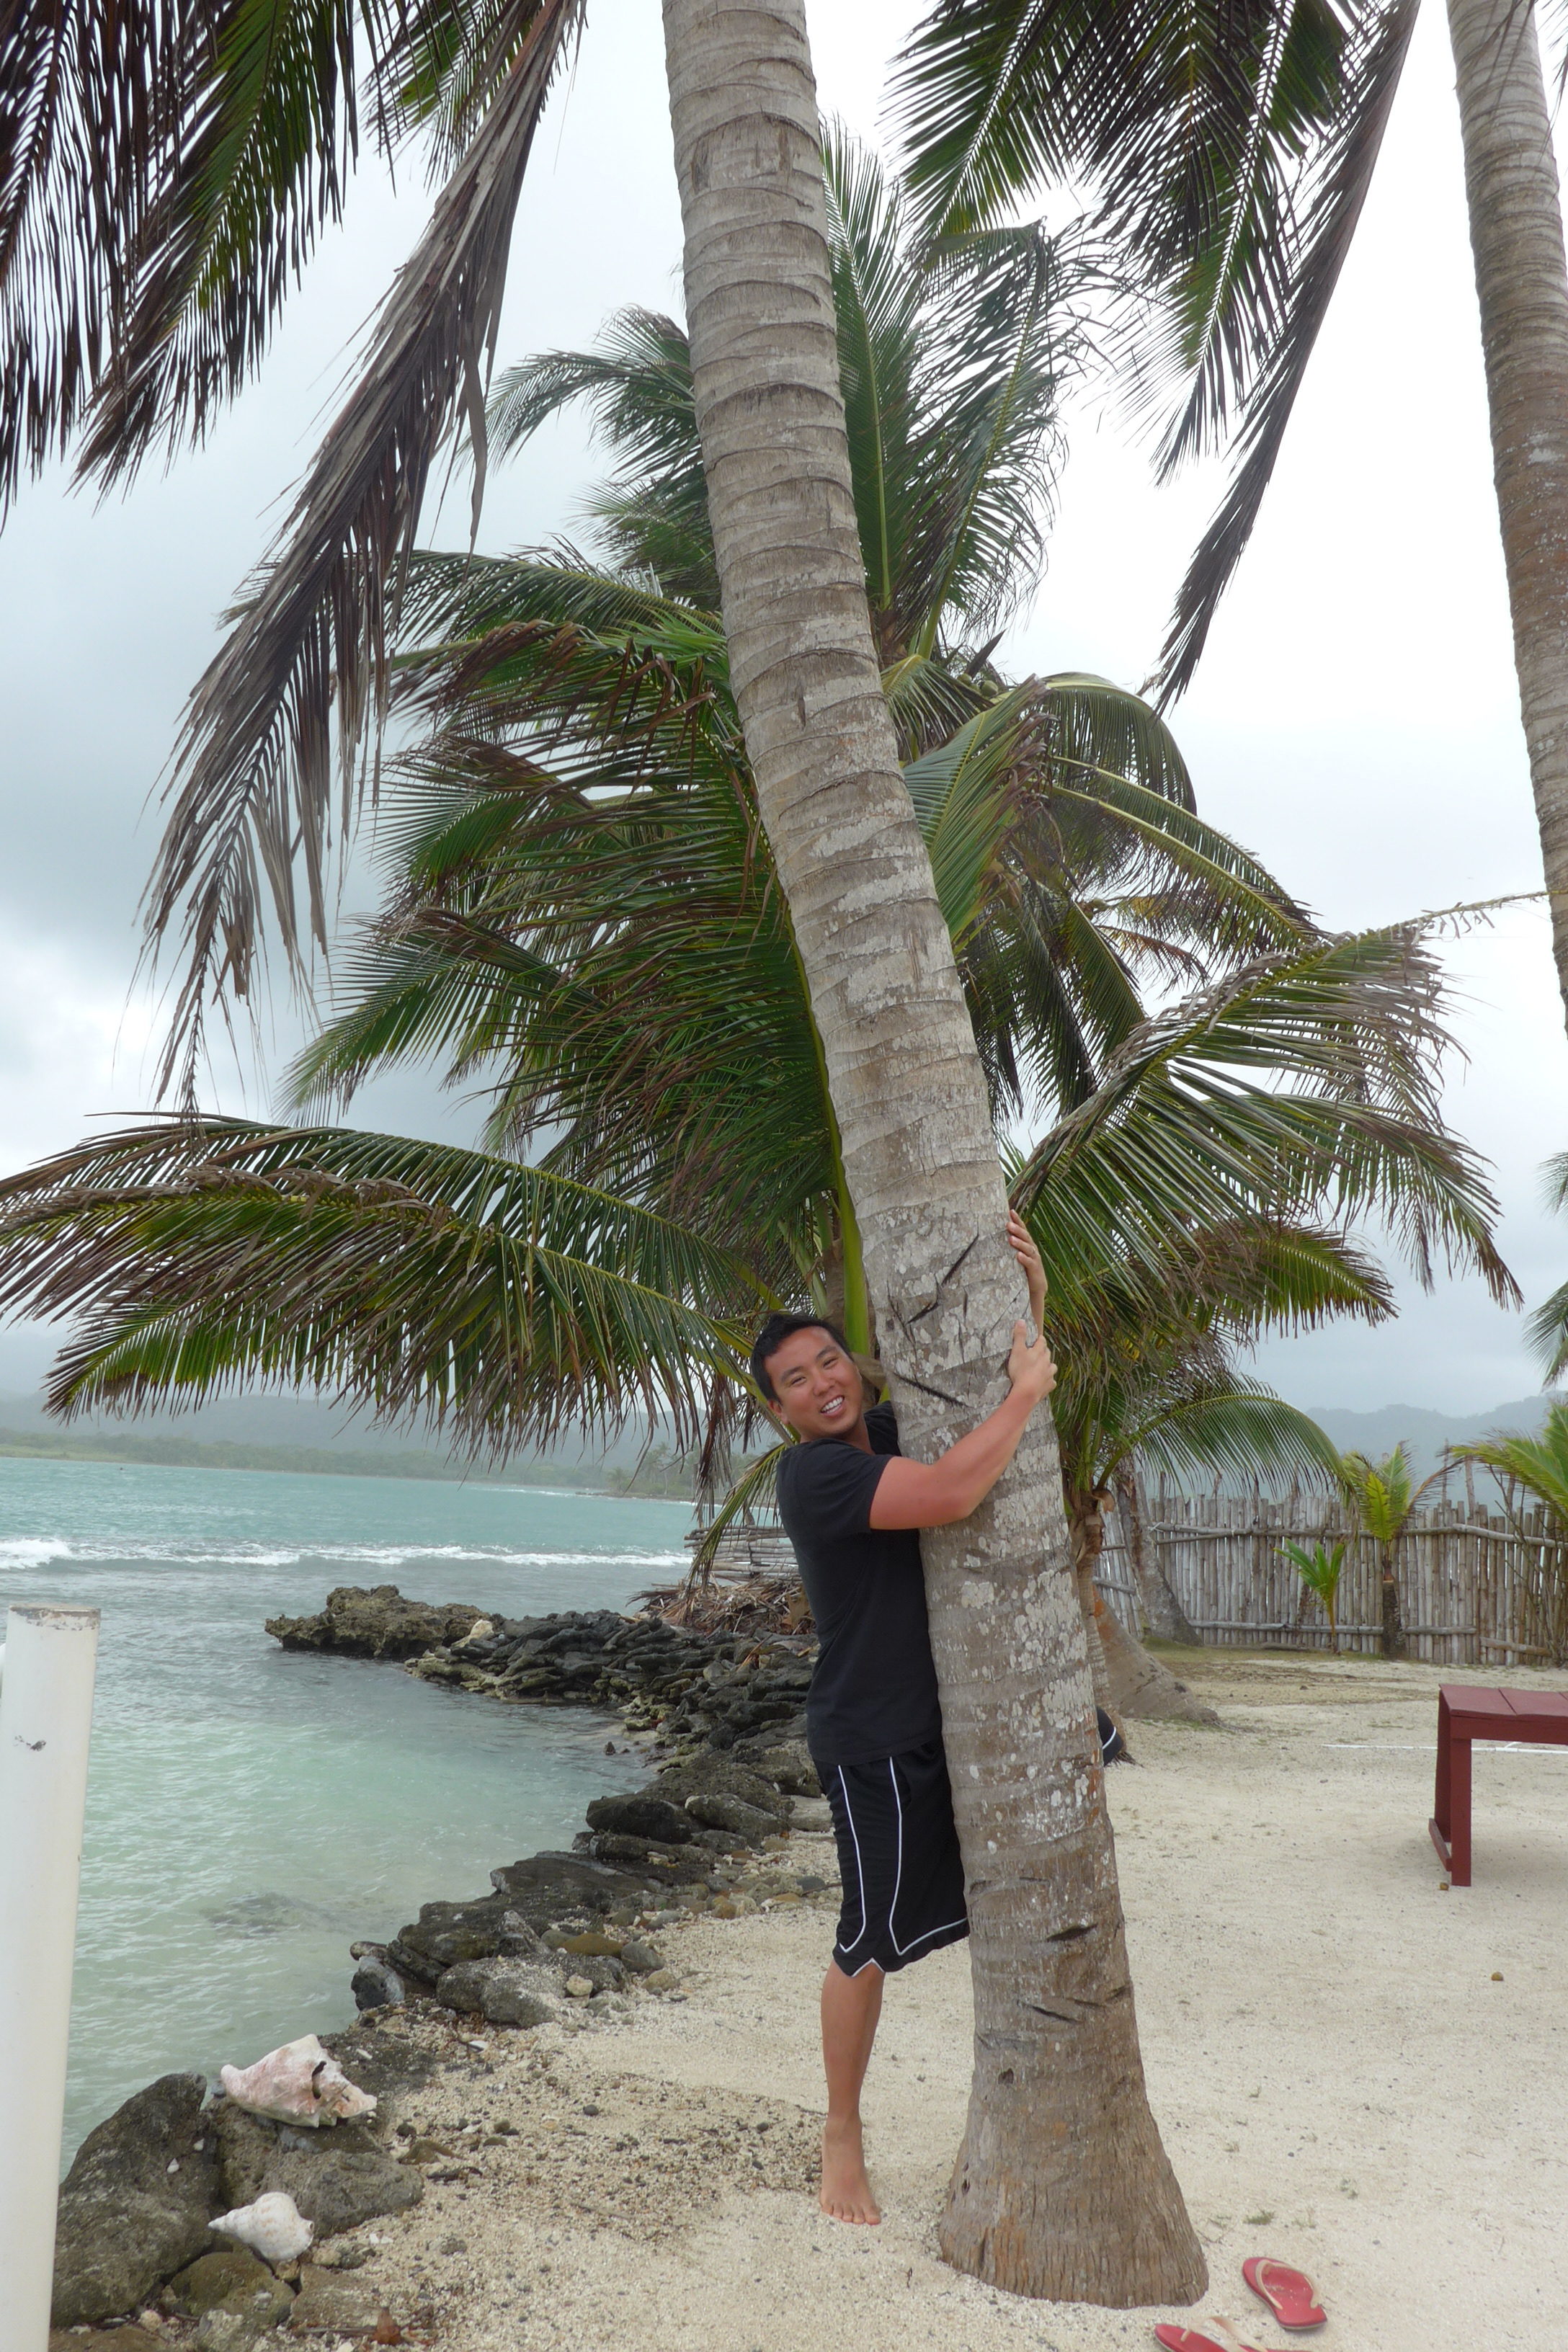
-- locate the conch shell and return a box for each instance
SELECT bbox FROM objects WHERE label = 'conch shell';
[218,2032,377,2126]
[210,2189,313,2263]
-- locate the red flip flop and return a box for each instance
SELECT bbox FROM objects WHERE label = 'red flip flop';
[1154,2330,1262,2352]
[1243,2258,1327,2329]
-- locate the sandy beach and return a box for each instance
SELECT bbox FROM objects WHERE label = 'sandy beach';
[295,1648,1567,2352]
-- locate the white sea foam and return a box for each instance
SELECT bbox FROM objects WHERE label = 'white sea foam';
[0,1537,72,1568]
[0,1536,686,1571]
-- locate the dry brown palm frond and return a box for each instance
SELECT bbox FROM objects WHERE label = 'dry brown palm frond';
[142,0,584,1101]
[0,0,182,509]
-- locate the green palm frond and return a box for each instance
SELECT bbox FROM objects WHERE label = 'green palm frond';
[398,548,722,649]
[821,118,926,625]
[1154,0,1419,697]
[287,739,834,1288]
[1528,1279,1568,1385]
[1036,1208,1387,1494]
[135,0,584,1097]
[1280,1537,1345,1644]
[1337,1443,1430,1544]
[0,1117,767,1454]
[904,217,1088,653]
[689,1440,790,1577]
[1016,920,1518,1311]
[1449,1404,1568,1529]
[483,311,718,605]
[1121,1388,1342,1491]
[1525,1151,1568,1381]
[890,0,1416,703]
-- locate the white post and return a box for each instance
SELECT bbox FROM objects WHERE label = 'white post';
[0,1603,100,2351]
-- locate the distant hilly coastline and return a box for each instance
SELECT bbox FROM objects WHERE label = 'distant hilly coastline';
[1299,1394,1560,1482]
[0,1388,1557,1497]
[0,1391,691,1497]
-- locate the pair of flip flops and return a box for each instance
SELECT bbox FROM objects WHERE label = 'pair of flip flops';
[1154,2258,1327,2351]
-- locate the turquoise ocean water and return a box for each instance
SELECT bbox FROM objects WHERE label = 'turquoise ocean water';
[0,1456,687,2157]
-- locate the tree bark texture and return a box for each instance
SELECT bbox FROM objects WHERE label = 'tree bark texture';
[662,0,1205,2304]
[1447,0,1568,1025]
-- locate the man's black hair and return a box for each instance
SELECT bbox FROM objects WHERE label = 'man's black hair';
[749,1310,852,1402]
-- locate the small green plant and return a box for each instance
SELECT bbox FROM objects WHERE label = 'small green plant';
[1280,1537,1347,1654]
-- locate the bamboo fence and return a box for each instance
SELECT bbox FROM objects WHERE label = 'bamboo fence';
[1095,1477,1568,1667]
[690,1479,1568,1667]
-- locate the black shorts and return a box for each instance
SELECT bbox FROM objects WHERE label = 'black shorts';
[819,1736,969,1976]
[818,1712,1123,1977]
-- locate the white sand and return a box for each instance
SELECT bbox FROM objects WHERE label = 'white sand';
[346,1652,1568,2352]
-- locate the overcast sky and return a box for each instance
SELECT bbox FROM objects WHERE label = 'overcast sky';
[1,0,1564,1415]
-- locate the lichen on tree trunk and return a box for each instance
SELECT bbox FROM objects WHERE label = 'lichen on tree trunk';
[661,0,1204,2303]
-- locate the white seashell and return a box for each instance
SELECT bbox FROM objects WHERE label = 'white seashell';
[218,2032,377,2127]
[210,2189,313,2263]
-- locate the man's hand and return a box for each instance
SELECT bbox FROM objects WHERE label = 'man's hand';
[1007,1319,1056,1404]
[1007,1208,1048,1334]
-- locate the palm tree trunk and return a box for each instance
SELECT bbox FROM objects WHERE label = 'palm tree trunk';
[1116,1465,1201,1647]
[1380,1545,1407,1660]
[1066,1487,1115,1710]
[1072,1484,1216,1724]
[1446,0,1568,1023]
[660,0,1204,2306]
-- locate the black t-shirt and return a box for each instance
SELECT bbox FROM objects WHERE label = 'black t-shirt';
[775,1402,943,1767]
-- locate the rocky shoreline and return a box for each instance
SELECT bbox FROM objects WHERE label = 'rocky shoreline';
[50,1588,837,2346]
[264,1582,818,1757]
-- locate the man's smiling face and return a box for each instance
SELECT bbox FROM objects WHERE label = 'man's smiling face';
[762,1326,868,1443]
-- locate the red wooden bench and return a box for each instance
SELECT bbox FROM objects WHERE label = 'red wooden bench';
[1430,1683,1568,1885]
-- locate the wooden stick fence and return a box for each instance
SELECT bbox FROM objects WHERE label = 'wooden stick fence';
[1095,1482,1568,1666]
[690,1484,1568,1668]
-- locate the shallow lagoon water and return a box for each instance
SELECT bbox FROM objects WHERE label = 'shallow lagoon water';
[0,1456,686,2155]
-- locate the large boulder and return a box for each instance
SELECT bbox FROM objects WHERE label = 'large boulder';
[584,1793,694,1844]
[264,1585,483,1660]
[168,2250,282,2318]
[349,1949,406,2011]
[384,1890,515,1986]
[215,2106,422,2240]
[52,2072,222,2325]
[651,1758,790,1818]
[488,1852,657,1930]
[684,1790,781,1842]
[734,1738,821,1796]
[288,2269,396,2335]
[434,1956,561,2027]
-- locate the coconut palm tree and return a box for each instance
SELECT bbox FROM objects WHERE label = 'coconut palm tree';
[0,28,1231,2276]
[1337,1442,1443,1657]
[0,0,1507,2297]
[1280,1538,1348,1652]
[279,130,1310,1378]
[1448,1403,1568,1662]
[893,0,1568,1033]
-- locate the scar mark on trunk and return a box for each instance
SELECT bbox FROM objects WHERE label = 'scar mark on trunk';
[1046,1923,1094,1942]
[896,1371,966,1409]
[1024,2003,1077,2023]
[907,1231,980,1322]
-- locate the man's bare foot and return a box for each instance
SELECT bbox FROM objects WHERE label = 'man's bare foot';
[820,2116,881,2224]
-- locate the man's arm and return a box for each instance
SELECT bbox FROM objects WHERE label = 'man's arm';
[868,1230,1056,1531]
